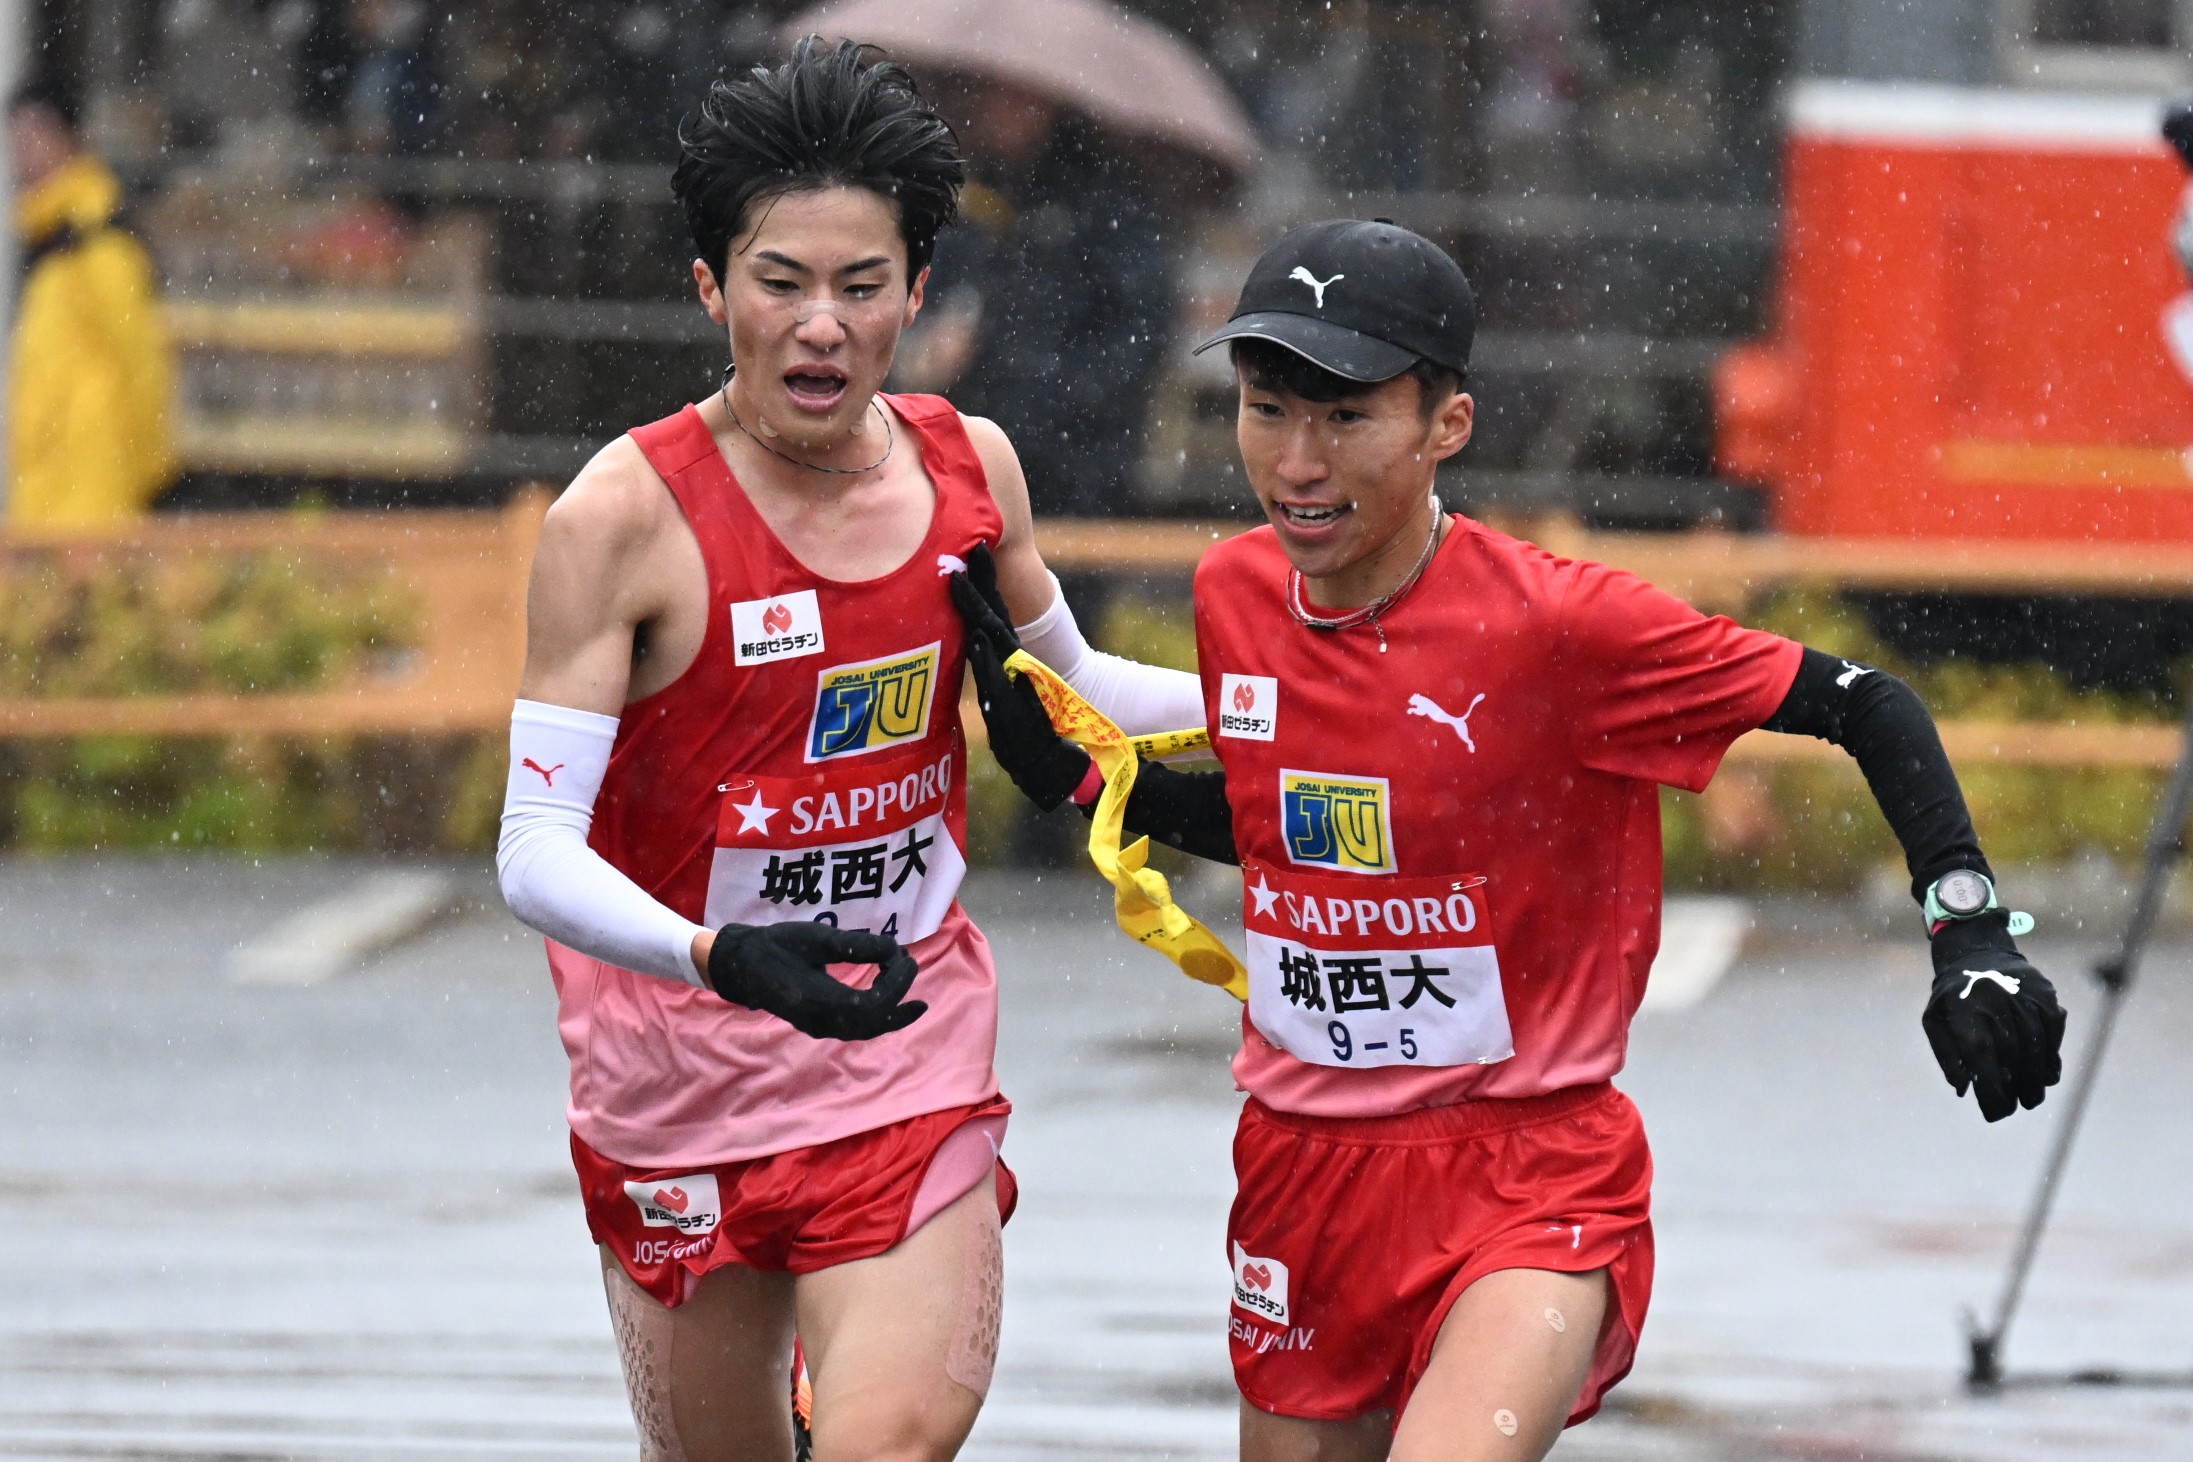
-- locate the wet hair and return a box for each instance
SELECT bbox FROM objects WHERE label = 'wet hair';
[1230,338,1462,420]
[673,36,964,284]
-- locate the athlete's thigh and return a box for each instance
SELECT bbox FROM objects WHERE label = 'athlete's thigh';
[1389,1267,1609,1462]
[793,1170,1001,1461]
[1239,1397,1393,1462]
[600,1246,799,1462]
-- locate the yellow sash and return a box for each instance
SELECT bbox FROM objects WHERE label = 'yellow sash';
[1003,649,1248,1001]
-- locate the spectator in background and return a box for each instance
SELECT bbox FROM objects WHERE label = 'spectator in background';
[899,80,1178,863]
[158,0,295,153]
[8,84,177,531]
[902,80,1176,520]
[294,0,443,155]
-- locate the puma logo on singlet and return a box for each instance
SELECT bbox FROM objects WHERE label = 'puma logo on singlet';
[1837,660,1873,688]
[1960,970,2022,1000]
[1289,266,1344,308]
[522,758,565,786]
[937,553,968,576]
[1407,692,1486,752]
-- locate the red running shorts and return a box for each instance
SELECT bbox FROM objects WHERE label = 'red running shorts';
[1227,1082,1652,1428]
[574,1094,1016,1306]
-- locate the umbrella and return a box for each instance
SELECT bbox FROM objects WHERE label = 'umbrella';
[783,0,1259,177]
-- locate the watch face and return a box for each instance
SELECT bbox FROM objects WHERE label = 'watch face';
[1937,870,1991,917]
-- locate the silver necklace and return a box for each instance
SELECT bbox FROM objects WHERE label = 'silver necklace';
[1286,499,1446,653]
[720,366,893,476]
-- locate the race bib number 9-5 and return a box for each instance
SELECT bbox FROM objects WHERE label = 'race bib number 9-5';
[702,744,966,943]
[1241,860,1513,1070]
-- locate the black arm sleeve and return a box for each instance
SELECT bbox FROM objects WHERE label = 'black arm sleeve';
[1085,760,1240,866]
[1761,646,1989,901]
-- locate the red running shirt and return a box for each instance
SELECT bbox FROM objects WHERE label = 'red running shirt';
[547,395,1006,1167]
[1195,517,1801,1118]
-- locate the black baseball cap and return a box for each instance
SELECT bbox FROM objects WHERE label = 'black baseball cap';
[1193,218,1475,382]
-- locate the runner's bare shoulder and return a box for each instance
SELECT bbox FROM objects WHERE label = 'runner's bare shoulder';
[954,412,1014,476]
[535,434,686,596]
[953,412,1032,529]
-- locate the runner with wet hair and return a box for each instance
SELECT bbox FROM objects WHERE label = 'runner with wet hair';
[960,218,2066,1461]
[496,37,1200,1462]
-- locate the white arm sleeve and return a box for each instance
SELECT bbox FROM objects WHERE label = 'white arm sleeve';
[1014,573,1207,736]
[496,699,709,987]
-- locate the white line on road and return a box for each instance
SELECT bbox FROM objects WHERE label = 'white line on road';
[227,869,463,986]
[1643,896,1751,1013]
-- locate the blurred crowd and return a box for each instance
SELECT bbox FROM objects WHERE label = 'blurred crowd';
[18,0,1783,525]
[129,0,729,164]
[97,1,1766,190]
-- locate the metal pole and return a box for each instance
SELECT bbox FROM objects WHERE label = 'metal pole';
[1965,687,2193,1388]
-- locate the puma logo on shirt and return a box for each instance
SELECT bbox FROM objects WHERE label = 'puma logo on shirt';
[1960,970,2022,999]
[1836,660,1873,688]
[1407,692,1486,752]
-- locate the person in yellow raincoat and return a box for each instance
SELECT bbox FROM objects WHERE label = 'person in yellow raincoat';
[8,84,176,530]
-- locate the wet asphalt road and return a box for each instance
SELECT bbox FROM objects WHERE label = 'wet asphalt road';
[3,854,2191,1459]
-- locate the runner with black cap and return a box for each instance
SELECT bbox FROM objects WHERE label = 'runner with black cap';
[955,218,2067,1459]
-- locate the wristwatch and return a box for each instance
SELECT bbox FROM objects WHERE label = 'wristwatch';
[1923,870,2035,937]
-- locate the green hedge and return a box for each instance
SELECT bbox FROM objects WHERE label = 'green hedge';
[0,542,489,851]
[5,550,2175,876]
[1659,590,2179,892]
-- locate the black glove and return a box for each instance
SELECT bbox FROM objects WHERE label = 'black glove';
[2164,98,2193,168]
[1921,910,2066,1122]
[949,543,1092,811]
[705,921,926,1040]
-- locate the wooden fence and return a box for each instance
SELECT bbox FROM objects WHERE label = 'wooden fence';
[1036,517,2193,770]
[0,490,547,739]
[2,505,2187,768]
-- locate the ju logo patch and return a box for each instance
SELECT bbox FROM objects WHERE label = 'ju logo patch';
[1280,769,1395,874]
[806,643,940,762]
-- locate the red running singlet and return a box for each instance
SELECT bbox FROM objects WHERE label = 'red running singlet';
[1195,517,1799,1118]
[547,394,1007,1168]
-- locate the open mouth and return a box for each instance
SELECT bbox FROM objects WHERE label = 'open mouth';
[1276,502,1350,528]
[783,366,849,412]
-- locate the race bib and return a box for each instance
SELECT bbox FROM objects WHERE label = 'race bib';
[1241,859,1513,1070]
[702,743,965,942]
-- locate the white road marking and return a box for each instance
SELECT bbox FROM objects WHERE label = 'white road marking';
[228,870,462,986]
[1642,897,1751,1013]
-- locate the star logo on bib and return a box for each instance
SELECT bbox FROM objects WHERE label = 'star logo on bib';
[731,790,778,835]
[1249,875,1280,919]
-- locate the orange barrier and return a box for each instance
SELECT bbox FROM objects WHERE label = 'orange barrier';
[1718,84,2193,544]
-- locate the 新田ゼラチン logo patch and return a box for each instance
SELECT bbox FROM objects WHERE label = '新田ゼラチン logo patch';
[1280,769,1395,873]
[729,589,823,666]
[806,643,940,762]
[623,1173,722,1233]
[1218,673,1277,740]
[1231,1240,1291,1324]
